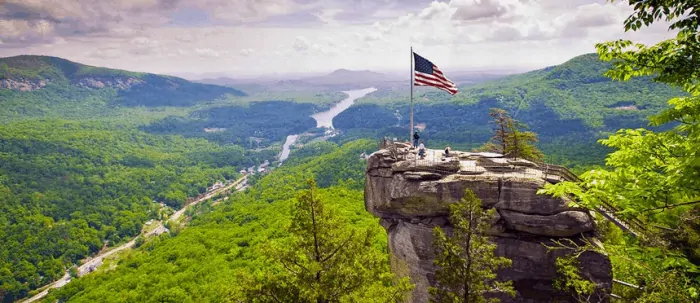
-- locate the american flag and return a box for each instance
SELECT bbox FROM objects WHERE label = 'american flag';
[413,52,458,95]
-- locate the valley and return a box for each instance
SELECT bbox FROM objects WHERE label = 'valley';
[21,175,249,303]
[4,0,700,302]
[278,87,378,163]
[1,25,698,303]
[0,53,682,302]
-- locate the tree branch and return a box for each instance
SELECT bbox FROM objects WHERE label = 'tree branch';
[642,200,700,213]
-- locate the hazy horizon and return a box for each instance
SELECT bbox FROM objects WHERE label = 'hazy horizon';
[172,64,530,81]
[0,0,677,77]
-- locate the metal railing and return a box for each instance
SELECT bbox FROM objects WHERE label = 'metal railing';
[535,160,647,238]
[376,140,648,238]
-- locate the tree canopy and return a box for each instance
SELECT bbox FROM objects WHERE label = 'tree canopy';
[540,0,700,301]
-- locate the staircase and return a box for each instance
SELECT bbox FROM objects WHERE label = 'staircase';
[541,163,647,238]
[376,140,648,238]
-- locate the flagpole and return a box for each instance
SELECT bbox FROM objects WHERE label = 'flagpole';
[409,46,414,145]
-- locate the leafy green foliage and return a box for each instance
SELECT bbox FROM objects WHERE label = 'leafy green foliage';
[285,142,340,163]
[607,244,698,302]
[141,101,318,146]
[547,239,605,303]
[0,119,272,302]
[554,256,597,302]
[0,56,378,302]
[334,53,682,169]
[0,55,245,120]
[430,190,514,303]
[227,91,348,111]
[117,74,244,107]
[480,108,543,161]
[539,1,700,302]
[40,140,402,303]
[241,179,412,302]
[0,56,144,80]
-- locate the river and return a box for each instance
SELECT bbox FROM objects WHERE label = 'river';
[278,87,377,163]
[311,87,378,129]
[278,134,299,163]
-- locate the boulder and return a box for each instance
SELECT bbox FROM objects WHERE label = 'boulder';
[365,146,611,303]
[499,209,595,237]
[404,171,443,181]
[508,158,539,168]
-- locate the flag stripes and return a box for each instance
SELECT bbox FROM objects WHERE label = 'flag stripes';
[413,52,458,95]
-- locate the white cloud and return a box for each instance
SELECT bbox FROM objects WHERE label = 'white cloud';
[129,37,163,56]
[194,48,222,58]
[0,19,54,43]
[0,0,310,46]
[293,36,311,52]
[450,0,512,22]
[314,8,343,25]
[0,0,681,77]
[0,0,174,45]
[417,1,453,20]
[195,0,302,22]
[88,47,123,59]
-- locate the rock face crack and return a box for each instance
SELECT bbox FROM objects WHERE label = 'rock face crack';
[364,145,612,303]
[497,178,503,205]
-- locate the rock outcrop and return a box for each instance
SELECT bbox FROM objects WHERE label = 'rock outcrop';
[365,143,612,302]
[0,76,145,92]
[76,77,144,89]
[0,78,48,91]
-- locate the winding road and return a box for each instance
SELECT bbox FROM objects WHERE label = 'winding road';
[20,175,248,303]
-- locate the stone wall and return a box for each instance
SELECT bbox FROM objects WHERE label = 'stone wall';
[365,144,612,302]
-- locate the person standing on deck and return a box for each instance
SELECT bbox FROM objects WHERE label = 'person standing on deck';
[413,131,420,148]
[418,140,426,159]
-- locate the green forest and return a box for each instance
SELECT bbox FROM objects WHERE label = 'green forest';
[0,119,282,301]
[334,53,683,169]
[0,52,350,303]
[2,0,700,302]
[39,140,390,302]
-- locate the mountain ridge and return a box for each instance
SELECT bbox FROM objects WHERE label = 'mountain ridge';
[0,55,246,115]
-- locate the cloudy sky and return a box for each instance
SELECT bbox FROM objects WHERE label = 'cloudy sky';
[0,0,676,78]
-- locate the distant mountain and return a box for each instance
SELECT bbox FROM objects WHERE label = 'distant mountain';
[333,53,683,168]
[302,69,398,85]
[197,77,254,86]
[195,69,402,93]
[0,55,245,116]
[195,69,509,93]
[363,53,683,129]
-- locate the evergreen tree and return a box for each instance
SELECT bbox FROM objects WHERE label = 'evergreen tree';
[429,189,515,303]
[244,178,412,303]
[482,108,543,161]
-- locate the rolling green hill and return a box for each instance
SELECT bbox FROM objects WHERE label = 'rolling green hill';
[0,52,689,301]
[40,140,381,303]
[356,53,681,128]
[338,53,684,168]
[0,119,280,302]
[0,55,246,119]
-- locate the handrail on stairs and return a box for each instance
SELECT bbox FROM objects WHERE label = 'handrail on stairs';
[536,163,648,237]
[376,141,647,238]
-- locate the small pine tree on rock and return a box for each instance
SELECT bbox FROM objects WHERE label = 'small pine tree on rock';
[481,108,543,161]
[429,189,515,303]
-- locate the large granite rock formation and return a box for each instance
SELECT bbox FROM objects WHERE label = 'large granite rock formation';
[365,143,612,302]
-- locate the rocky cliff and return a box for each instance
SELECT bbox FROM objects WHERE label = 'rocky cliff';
[365,142,612,302]
[0,78,49,91]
